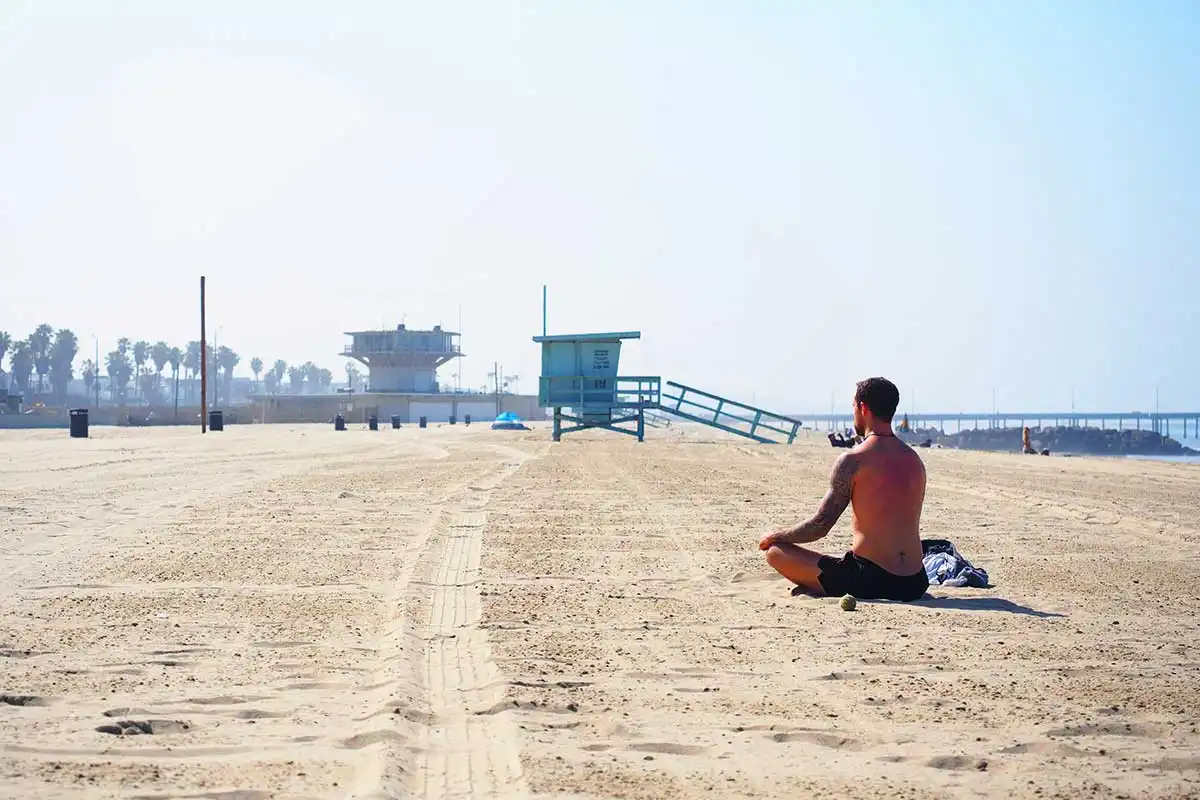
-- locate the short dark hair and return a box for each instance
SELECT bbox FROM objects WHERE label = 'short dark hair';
[854,377,900,422]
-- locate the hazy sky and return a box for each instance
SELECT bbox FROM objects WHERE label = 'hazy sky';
[2,1,1197,412]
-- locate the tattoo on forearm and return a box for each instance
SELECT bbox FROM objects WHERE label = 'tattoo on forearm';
[784,454,859,543]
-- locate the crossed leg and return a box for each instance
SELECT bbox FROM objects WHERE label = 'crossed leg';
[764,543,828,596]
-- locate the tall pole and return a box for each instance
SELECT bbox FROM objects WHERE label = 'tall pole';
[200,276,208,433]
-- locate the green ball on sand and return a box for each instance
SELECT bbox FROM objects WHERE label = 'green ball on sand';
[839,594,857,611]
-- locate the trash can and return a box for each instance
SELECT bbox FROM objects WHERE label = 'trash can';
[209,410,224,431]
[419,416,427,429]
[368,415,378,431]
[464,414,471,426]
[391,415,402,429]
[69,408,89,439]
[449,415,457,426]
[334,414,346,431]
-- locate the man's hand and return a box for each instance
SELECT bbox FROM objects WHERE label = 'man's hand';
[759,528,793,551]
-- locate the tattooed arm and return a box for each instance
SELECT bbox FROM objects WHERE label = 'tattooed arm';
[760,453,859,548]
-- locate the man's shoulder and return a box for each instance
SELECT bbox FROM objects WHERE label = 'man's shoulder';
[831,450,863,479]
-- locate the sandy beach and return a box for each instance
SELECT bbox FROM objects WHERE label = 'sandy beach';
[1,423,1198,799]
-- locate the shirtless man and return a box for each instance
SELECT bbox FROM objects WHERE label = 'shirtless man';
[760,377,929,601]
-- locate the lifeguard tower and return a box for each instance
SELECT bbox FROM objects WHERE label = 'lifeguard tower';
[533,329,803,444]
[342,324,460,393]
[533,331,661,442]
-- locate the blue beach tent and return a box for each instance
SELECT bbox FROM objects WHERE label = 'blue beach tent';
[491,412,529,431]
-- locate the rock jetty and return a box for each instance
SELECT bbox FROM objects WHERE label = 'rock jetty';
[901,426,1196,456]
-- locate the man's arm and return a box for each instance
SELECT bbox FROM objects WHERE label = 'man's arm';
[767,453,859,546]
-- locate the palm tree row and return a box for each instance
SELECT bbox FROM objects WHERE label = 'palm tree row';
[1,325,340,407]
[0,325,79,405]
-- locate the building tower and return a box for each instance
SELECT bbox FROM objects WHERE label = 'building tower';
[341,324,461,393]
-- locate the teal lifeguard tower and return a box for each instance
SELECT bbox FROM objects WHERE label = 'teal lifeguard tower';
[533,331,661,442]
[533,329,803,444]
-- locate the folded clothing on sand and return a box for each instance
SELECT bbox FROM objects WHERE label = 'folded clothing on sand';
[921,538,990,588]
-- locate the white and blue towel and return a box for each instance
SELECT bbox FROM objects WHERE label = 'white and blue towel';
[921,539,990,588]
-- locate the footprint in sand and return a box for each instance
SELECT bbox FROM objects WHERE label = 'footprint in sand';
[926,755,988,771]
[96,719,194,736]
[1000,741,1089,757]
[1047,721,1154,738]
[341,730,407,749]
[628,742,709,756]
[770,731,860,750]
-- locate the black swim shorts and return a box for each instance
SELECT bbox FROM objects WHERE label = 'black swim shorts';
[817,551,929,602]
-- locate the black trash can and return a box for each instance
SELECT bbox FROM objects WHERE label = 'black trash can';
[418,416,427,429]
[464,414,472,426]
[368,415,378,431]
[209,410,224,431]
[449,415,457,426]
[334,414,346,431]
[391,415,402,429]
[69,408,89,439]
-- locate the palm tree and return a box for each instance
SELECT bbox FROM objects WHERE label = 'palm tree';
[303,361,320,395]
[318,368,333,393]
[106,349,133,404]
[272,360,287,394]
[250,357,263,392]
[132,341,149,401]
[9,339,33,393]
[49,328,79,405]
[151,341,171,401]
[217,346,239,406]
[287,365,305,394]
[345,363,361,392]
[81,359,96,404]
[117,337,130,356]
[168,346,183,418]
[0,330,11,386]
[184,341,200,402]
[29,323,53,394]
[264,370,279,394]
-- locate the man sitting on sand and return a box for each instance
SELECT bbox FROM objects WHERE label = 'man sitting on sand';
[760,377,930,602]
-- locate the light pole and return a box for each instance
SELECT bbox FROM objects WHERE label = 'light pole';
[211,325,222,407]
[92,334,100,408]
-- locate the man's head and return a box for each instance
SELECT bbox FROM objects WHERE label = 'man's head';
[853,377,900,436]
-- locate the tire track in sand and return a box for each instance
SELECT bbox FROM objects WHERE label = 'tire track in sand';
[412,444,536,799]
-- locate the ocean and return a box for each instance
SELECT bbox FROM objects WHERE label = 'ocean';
[1124,436,1200,463]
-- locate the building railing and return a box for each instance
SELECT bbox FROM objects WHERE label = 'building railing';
[342,345,461,356]
[539,375,661,410]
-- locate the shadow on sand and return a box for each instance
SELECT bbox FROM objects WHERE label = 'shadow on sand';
[788,586,1064,618]
[909,595,1064,618]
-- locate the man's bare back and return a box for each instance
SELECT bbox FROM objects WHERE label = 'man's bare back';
[844,433,926,574]
[760,377,930,601]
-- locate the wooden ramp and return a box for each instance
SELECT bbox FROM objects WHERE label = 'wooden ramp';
[659,381,801,444]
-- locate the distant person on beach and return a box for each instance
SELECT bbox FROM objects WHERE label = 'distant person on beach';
[1022,426,1036,454]
[760,377,930,601]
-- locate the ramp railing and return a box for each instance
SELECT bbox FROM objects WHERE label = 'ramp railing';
[659,381,801,444]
